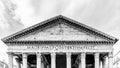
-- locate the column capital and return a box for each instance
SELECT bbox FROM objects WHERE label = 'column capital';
[36,52,41,56]
[81,52,86,54]
[36,52,41,54]
[66,52,71,55]
[7,52,14,55]
[94,52,100,58]
[95,52,100,54]
[51,52,56,56]
[22,53,28,55]
[22,53,28,58]
[81,52,86,58]
[15,57,21,62]
[108,52,113,58]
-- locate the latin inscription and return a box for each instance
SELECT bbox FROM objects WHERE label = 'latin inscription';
[27,45,95,51]
[8,45,112,52]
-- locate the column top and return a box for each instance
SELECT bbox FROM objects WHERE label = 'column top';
[22,53,28,58]
[108,52,113,58]
[51,52,56,55]
[66,52,71,55]
[36,52,42,55]
[7,52,14,55]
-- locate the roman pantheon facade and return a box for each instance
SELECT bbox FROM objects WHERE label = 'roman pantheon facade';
[2,15,118,68]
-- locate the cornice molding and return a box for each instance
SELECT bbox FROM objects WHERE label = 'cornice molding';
[5,40,115,45]
[1,15,118,43]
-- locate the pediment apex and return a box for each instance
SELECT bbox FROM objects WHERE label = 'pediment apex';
[1,15,118,43]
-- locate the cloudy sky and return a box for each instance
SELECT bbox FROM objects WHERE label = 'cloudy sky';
[0,0,120,62]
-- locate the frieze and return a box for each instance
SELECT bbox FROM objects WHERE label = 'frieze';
[27,45,95,50]
[8,45,113,52]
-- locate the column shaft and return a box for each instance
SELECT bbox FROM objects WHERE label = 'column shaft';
[108,52,113,68]
[95,53,100,68]
[22,53,27,68]
[17,61,21,68]
[18,63,21,68]
[102,59,104,68]
[51,52,56,68]
[37,52,41,68]
[67,52,71,68]
[47,65,49,68]
[8,53,13,68]
[16,58,21,68]
[81,53,86,68]
[102,56,106,68]
[100,60,102,68]
[41,62,44,68]
[78,55,81,68]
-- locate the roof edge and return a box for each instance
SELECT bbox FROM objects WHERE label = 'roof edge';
[1,15,119,43]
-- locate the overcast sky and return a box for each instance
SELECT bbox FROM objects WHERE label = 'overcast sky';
[0,0,120,62]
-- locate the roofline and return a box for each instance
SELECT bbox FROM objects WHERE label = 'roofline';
[61,15,118,42]
[1,15,119,43]
[1,15,60,42]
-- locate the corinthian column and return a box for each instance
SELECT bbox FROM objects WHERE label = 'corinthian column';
[108,52,113,68]
[67,52,71,68]
[22,53,27,68]
[102,56,106,68]
[37,52,41,68]
[78,55,81,68]
[51,52,56,68]
[95,53,100,68]
[81,52,86,68]
[8,52,13,68]
[16,57,21,68]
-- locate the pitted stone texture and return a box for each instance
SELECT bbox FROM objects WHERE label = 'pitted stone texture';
[15,23,106,41]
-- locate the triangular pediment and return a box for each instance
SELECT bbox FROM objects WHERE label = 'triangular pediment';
[14,23,106,41]
[2,15,118,43]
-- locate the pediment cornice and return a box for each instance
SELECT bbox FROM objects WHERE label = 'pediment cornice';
[5,40,115,45]
[1,15,118,43]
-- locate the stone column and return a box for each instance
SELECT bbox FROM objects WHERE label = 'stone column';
[81,52,86,68]
[67,52,71,68]
[102,56,106,68]
[41,56,44,68]
[8,52,13,68]
[47,65,49,68]
[22,53,27,68]
[95,53,100,68]
[99,60,102,68]
[51,52,56,68]
[16,57,21,68]
[102,59,104,68]
[41,62,44,68]
[78,55,81,68]
[37,52,41,68]
[108,52,113,68]
[104,56,109,68]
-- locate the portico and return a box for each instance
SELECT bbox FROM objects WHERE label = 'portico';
[2,15,118,68]
[7,51,113,68]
